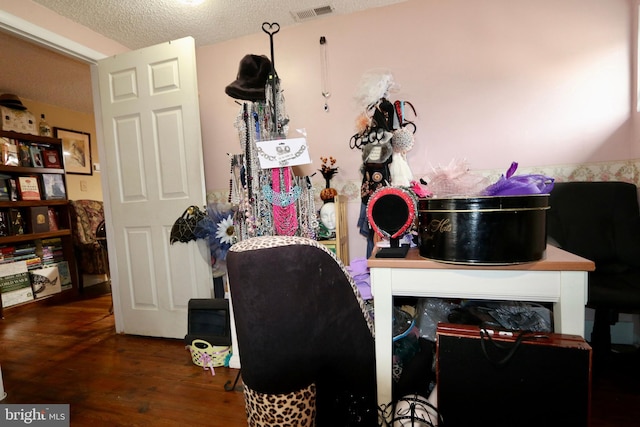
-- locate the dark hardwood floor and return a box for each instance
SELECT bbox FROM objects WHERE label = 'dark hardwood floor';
[590,344,640,427]
[1,288,640,426]
[0,288,246,426]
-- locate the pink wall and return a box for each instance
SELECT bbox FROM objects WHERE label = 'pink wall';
[5,0,638,258]
[4,0,635,190]
[196,0,635,190]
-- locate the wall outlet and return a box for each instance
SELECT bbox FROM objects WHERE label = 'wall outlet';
[80,180,88,192]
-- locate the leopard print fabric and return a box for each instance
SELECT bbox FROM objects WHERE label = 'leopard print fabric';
[229,236,375,336]
[244,383,316,427]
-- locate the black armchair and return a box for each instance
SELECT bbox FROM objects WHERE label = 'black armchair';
[547,181,640,362]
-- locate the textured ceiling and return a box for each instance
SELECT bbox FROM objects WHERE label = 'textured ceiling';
[30,0,407,49]
[0,0,405,114]
[0,0,405,113]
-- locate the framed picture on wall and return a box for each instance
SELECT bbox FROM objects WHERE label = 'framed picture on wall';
[54,127,92,175]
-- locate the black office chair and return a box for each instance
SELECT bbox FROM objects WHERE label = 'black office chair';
[547,181,640,365]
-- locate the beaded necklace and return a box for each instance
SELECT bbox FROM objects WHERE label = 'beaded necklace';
[266,167,299,235]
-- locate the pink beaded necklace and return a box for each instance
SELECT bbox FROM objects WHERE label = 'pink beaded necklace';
[271,167,298,236]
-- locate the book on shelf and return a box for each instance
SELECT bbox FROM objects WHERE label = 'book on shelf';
[0,210,10,237]
[18,142,31,167]
[41,237,63,247]
[42,149,62,168]
[41,238,64,262]
[44,261,71,290]
[25,256,43,271]
[30,265,61,299]
[0,246,16,262]
[8,209,25,235]
[2,140,19,166]
[47,207,59,231]
[13,244,36,255]
[0,178,9,201]
[29,145,44,167]
[0,260,33,308]
[7,178,18,201]
[26,206,50,234]
[41,174,66,200]
[13,245,39,267]
[17,176,41,201]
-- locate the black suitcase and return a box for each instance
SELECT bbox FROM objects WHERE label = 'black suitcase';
[436,323,592,427]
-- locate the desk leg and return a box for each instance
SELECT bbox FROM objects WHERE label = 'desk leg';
[554,271,587,338]
[370,267,394,420]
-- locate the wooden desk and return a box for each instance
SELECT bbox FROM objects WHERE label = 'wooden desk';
[368,245,595,411]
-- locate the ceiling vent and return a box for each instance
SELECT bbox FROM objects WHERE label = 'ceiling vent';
[291,5,334,22]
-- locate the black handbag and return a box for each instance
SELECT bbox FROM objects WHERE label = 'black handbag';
[170,206,206,244]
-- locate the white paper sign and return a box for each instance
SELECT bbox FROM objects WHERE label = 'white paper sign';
[255,137,311,169]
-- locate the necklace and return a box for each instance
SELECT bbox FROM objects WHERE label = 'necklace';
[268,167,299,235]
[320,36,330,112]
[262,167,301,207]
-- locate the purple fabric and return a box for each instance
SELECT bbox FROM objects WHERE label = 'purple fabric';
[482,162,554,196]
[347,258,372,300]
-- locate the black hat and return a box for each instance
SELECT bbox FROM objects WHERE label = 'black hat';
[0,93,27,110]
[225,54,272,102]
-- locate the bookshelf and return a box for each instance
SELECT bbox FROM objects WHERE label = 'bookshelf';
[0,130,78,316]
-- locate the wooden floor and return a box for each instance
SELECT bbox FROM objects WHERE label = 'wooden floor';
[1,290,640,426]
[0,290,247,426]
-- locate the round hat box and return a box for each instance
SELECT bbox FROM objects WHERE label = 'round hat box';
[418,194,549,264]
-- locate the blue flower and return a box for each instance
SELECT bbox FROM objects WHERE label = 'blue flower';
[194,202,236,263]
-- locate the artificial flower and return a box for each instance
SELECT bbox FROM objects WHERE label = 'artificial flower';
[410,180,432,198]
[215,215,235,245]
[193,202,237,265]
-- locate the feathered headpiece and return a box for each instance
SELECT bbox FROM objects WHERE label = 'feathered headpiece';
[354,69,399,110]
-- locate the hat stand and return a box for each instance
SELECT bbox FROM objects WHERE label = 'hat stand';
[262,22,280,135]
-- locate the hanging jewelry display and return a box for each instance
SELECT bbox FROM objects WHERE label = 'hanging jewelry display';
[225,23,318,241]
[261,21,299,235]
[320,36,330,112]
[262,22,283,136]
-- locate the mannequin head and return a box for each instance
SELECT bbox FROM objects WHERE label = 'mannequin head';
[320,202,336,232]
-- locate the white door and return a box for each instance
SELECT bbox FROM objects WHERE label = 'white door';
[96,37,212,338]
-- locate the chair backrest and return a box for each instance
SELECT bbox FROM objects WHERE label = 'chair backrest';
[547,181,639,264]
[226,235,377,424]
[69,200,105,245]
